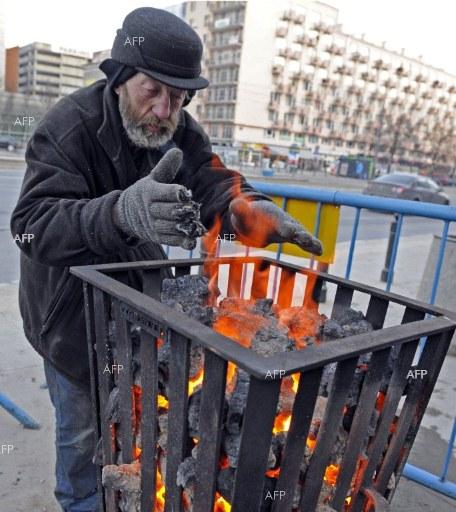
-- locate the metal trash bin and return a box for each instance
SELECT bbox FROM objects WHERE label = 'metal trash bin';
[71,257,456,512]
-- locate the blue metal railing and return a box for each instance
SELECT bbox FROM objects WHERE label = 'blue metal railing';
[167,183,456,500]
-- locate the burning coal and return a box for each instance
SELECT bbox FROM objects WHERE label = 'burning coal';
[101,270,385,512]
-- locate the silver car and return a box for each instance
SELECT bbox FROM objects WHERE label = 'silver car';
[363,173,450,205]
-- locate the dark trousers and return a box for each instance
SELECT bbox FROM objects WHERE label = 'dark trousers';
[44,360,99,512]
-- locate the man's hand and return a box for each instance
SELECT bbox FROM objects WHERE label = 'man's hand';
[229,198,323,255]
[113,148,206,250]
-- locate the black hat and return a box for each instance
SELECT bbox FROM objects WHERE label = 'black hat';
[100,7,209,91]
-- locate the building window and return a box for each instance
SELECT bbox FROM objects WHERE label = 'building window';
[223,125,233,138]
[264,129,276,138]
[308,135,319,143]
[209,124,219,138]
[284,113,294,125]
[279,130,291,140]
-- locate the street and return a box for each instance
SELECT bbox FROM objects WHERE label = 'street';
[1,167,454,283]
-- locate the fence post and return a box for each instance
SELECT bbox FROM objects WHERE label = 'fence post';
[380,214,399,283]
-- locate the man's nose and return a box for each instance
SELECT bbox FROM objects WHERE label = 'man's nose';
[152,91,171,120]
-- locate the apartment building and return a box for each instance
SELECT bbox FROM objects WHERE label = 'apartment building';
[176,0,456,169]
[16,43,90,97]
[83,49,111,85]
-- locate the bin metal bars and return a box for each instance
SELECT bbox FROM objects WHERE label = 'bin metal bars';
[72,256,456,512]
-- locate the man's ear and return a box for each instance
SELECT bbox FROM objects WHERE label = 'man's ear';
[114,85,121,95]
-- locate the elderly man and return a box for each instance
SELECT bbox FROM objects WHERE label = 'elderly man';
[11,7,321,511]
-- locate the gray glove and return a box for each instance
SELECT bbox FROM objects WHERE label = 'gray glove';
[113,148,206,250]
[229,198,323,255]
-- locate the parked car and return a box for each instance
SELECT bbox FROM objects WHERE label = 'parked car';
[363,173,450,205]
[0,135,19,152]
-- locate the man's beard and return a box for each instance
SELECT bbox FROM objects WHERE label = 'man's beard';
[118,87,179,149]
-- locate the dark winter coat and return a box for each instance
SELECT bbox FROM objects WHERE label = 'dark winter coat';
[10,79,267,387]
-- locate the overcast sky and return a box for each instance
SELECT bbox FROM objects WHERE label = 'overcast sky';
[4,0,456,74]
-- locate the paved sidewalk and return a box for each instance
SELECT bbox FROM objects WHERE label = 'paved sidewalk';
[0,234,455,511]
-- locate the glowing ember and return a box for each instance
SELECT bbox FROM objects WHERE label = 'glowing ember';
[155,468,165,511]
[214,493,231,512]
[158,394,169,409]
[273,412,292,434]
[188,368,204,396]
[324,464,340,486]
[219,454,230,469]
[291,372,300,393]
[306,434,317,452]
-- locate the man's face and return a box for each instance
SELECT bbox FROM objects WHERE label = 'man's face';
[116,72,186,148]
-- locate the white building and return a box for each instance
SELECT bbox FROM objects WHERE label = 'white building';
[175,0,456,169]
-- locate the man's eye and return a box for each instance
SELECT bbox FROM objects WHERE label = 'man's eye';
[143,87,159,96]
[171,91,186,101]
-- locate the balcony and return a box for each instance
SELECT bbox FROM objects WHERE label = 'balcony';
[310,56,329,69]
[335,65,353,76]
[290,50,302,60]
[351,52,368,64]
[290,70,302,80]
[431,80,445,89]
[414,74,428,83]
[295,35,318,47]
[312,22,333,34]
[304,91,314,101]
[275,26,288,38]
[272,64,284,75]
[278,47,293,59]
[347,85,363,96]
[403,85,415,95]
[325,44,344,56]
[372,59,390,71]
[210,2,245,14]
[421,91,432,99]
[268,100,280,110]
[361,72,376,83]
[286,83,298,94]
[280,9,294,21]
[383,78,395,89]
[320,78,337,89]
[395,66,408,78]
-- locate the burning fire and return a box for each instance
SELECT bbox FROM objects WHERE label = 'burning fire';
[155,468,165,511]
[214,493,232,512]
